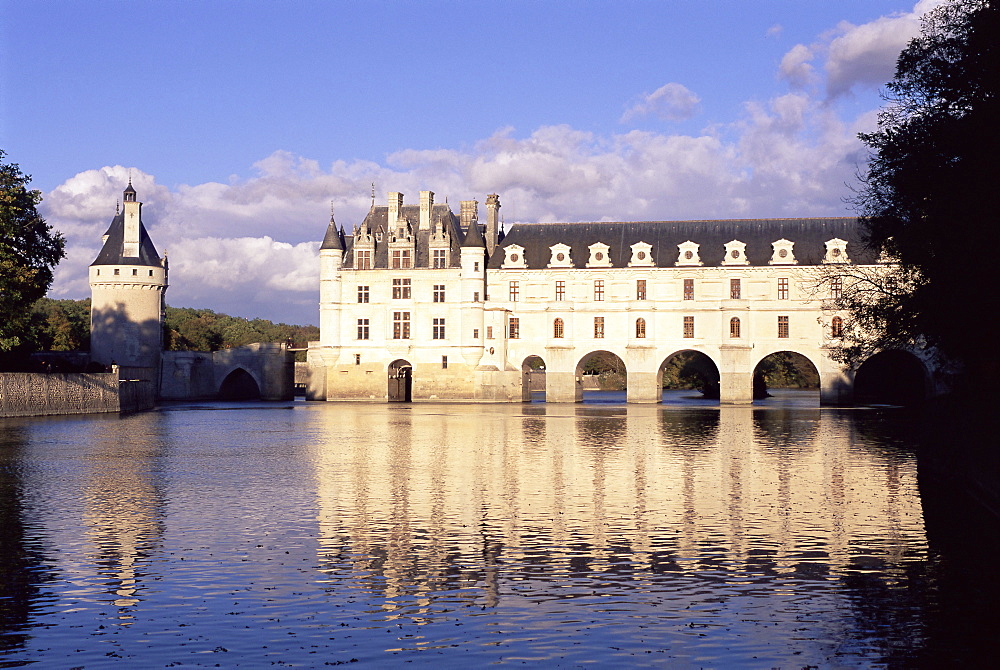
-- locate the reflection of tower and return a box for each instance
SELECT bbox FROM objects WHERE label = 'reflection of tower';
[89,181,168,372]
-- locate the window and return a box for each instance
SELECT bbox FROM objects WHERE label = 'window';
[778,315,789,338]
[148,270,154,277]
[831,316,844,338]
[508,317,519,339]
[594,316,605,338]
[473,291,480,303]
[594,280,604,301]
[473,328,479,339]
[442,355,448,369]
[432,317,446,340]
[132,268,137,276]
[553,318,565,338]
[635,318,646,338]
[730,317,741,338]
[730,278,741,300]
[391,249,411,269]
[358,285,370,303]
[357,318,369,340]
[433,284,445,303]
[509,281,519,302]
[778,277,789,300]
[393,311,410,339]
[474,262,480,272]
[356,250,371,270]
[555,280,565,301]
[392,278,411,299]
[354,353,361,365]
[831,276,843,300]
[114,268,120,276]
[487,326,494,339]
[683,278,694,300]
[636,279,647,300]
[683,316,694,338]
[433,249,446,268]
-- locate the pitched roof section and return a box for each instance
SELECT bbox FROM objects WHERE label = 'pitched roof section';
[461,221,486,248]
[489,217,875,268]
[320,222,344,250]
[90,212,162,267]
[343,203,464,269]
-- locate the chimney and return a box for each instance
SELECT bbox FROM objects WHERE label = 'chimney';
[486,193,501,255]
[460,200,478,231]
[388,192,403,227]
[419,190,434,231]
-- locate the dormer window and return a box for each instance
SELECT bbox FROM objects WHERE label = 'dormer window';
[823,238,850,263]
[586,242,612,268]
[502,244,527,269]
[676,241,702,266]
[548,243,573,268]
[723,240,748,265]
[629,242,654,267]
[769,239,797,265]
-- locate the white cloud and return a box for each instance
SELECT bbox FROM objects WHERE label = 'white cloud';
[621,83,701,123]
[778,0,945,99]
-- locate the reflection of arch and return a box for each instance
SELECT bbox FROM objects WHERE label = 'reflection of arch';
[521,355,546,402]
[576,350,627,394]
[388,359,412,402]
[659,350,720,399]
[855,350,927,406]
[218,367,261,400]
[752,351,819,399]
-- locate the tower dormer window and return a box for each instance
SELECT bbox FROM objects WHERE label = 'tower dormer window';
[676,241,702,266]
[723,240,748,265]
[547,243,573,268]
[769,239,797,265]
[586,242,612,268]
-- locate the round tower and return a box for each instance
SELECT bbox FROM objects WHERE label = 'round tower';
[89,181,168,374]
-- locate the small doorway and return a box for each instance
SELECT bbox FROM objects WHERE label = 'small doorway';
[388,359,412,402]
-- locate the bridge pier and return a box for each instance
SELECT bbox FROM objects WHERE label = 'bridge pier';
[719,345,754,404]
[820,365,855,405]
[627,371,661,403]
[546,371,582,402]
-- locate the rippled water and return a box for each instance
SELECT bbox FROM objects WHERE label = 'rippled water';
[0,392,972,667]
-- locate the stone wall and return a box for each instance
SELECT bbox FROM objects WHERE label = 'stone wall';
[0,372,155,418]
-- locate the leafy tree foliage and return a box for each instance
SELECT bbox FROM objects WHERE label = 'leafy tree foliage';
[28,298,91,351]
[850,0,999,386]
[0,151,66,351]
[163,306,318,357]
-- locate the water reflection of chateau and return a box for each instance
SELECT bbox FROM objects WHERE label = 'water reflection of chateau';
[313,405,926,613]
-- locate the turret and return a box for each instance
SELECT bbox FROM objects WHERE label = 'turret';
[319,204,344,348]
[89,182,168,373]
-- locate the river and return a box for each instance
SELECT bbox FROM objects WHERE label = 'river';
[0,391,994,667]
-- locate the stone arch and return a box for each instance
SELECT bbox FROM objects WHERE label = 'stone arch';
[575,350,627,399]
[388,359,412,402]
[854,350,927,406]
[659,349,720,400]
[752,351,820,399]
[218,367,262,400]
[521,355,546,402]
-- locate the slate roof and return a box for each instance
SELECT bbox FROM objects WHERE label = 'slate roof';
[489,217,875,269]
[342,204,466,269]
[461,221,486,248]
[320,220,345,250]
[90,212,162,267]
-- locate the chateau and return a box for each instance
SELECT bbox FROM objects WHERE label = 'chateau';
[307,191,879,404]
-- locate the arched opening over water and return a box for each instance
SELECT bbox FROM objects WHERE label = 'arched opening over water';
[854,350,927,406]
[576,350,627,402]
[659,350,720,401]
[752,351,820,400]
[218,367,261,400]
[388,359,412,402]
[522,355,546,402]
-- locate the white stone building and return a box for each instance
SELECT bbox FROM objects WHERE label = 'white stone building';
[89,181,168,377]
[307,191,879,404]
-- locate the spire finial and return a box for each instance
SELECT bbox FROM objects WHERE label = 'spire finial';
[330,200,335,221]
[116,199,120,214]
[371,183,375,207]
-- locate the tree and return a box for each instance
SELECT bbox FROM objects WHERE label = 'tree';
[0,151,66,351]
[849,0,1000,388]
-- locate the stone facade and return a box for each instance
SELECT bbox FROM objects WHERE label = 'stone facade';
[308,191,879,404]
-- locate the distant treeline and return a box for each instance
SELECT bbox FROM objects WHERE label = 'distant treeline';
[25,298,319,354]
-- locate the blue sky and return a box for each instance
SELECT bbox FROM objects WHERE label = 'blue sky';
[2,0,941,325]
